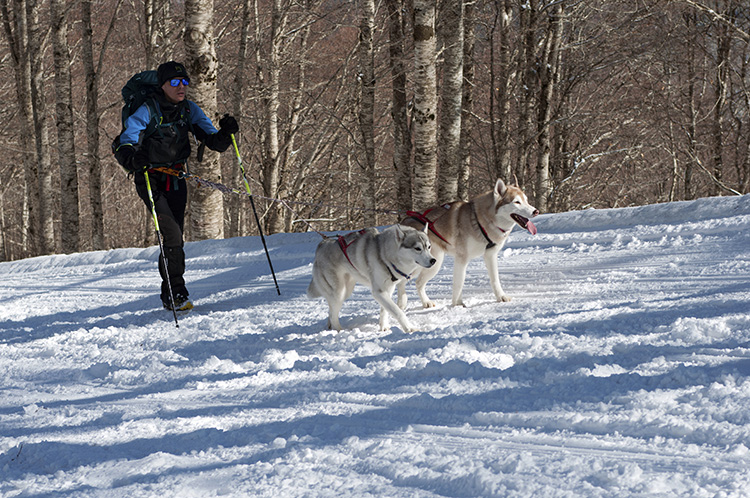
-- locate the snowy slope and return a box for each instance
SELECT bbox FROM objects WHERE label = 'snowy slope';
[1,195,749,497]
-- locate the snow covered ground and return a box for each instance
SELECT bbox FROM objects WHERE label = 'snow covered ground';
[1,194,750,497]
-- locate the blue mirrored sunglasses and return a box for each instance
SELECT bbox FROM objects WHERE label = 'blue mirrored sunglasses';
[169,78,190,87]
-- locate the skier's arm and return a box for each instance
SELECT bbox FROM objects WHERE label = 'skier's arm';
[118,105,153,146]
[114,104,152,171]
[188,101,236,152]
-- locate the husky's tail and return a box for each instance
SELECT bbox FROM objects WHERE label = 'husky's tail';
[306,277,321,299]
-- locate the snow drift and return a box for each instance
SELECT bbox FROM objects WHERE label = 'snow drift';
[1,195,749,497]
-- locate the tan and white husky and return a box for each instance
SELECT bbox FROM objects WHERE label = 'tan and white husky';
[398,179,538,308]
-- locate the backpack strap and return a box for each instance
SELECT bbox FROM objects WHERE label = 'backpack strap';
[142,97,161,139]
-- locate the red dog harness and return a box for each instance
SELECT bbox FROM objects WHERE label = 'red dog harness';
[337,229,368,269]
[470,202,503,249]
[406,205,452,245]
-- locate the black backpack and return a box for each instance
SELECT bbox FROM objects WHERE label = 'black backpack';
[119,70,161,130]
[111,70,161,160]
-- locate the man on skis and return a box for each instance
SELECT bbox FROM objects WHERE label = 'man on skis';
[114,61,239,311]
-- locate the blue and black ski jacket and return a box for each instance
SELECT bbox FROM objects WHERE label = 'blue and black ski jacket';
[115,91,231,170]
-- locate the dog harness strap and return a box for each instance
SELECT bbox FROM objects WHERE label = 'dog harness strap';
[337,229,367,271]
[405,209,451,245]
[337,235,357,269]
[470,202,497,249]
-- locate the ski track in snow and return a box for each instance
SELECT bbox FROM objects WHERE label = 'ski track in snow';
[1,195,750,497]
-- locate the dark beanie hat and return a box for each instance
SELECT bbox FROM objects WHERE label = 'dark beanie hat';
[157,61,190,86]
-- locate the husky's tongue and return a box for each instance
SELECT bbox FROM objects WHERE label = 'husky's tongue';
[511,213,538,235]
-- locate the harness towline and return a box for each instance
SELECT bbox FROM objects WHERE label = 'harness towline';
[150,166,244,196]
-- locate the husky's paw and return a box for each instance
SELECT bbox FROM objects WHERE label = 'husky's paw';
[422,300,437,309]
[497,294,512,303]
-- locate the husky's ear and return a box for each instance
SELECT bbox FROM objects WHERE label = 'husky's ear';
[394,224,406,243]
[423,222,429,235]
[495,179,507,198]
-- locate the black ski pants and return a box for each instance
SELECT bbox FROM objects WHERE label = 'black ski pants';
[135,171,189,301]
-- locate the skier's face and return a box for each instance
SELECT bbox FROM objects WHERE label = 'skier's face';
[162,79,187,104]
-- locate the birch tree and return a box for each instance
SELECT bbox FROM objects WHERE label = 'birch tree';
[516,0,538,188]
[1,0,37,255]
[493,0,514,183]
[1,0,55,255]
[458,0,474,200]
[437,0,463,202]
[29,0,54,253]
[535,2,563,211]
[358,0,377,225]
[412,0,438,207]
[51,0,79,253]
[184,0,223,240]
[81,0,123,250]
[261,0,283,234]
[145,0,172,69]
[386,0,412,211]
[227,0,254,237]
[710,6,731,196]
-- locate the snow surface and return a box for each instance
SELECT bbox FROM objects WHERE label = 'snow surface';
[1,195,750,497]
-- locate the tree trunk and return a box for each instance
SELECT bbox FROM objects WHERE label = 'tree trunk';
[282,4,312,233]
[358,0,377,226]
[412,0,438,208]
[228,0,254,238]
[185,0,224,240]
[261,0,283,234]
[386,0,412,211]
[437,0,463,202]
[2,0,54,255]
[51,0,79,254]
[458,0,474,201]
[494,0,513,183]
[684,10,697,200]
[145,0,172,69]
[711,15,730,196]
[29,0,54,254]
[535,3,563,211]
[2,0,36,256]
[82,0,104,250]
[516,1,539,190]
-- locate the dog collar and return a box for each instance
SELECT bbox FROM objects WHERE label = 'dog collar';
[389,263,412,282]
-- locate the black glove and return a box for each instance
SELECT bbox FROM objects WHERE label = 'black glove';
[115,144,135,168]
[129,149,151,172]
[116,144,147,172]
[218,114,239,136]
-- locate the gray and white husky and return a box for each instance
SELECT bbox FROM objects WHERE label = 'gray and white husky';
[399,179,539,308]
[307,225,436,333]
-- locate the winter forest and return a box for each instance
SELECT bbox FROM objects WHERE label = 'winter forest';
[0,0,749,261]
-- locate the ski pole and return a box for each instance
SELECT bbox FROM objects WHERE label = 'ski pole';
[144,170,180,327]
[231,133,281,296]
